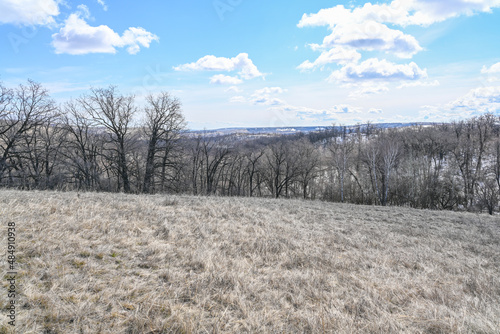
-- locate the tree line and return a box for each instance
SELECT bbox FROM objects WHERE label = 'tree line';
[1,80,499,214]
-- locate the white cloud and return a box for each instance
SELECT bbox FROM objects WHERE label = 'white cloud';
[121,27,159,54]
[322,21,422,58]
[420,86,500,120]
[254,87,286,95]
[296,0,500,98]
[329,58,427,83]
[0,0,59,26]
[298,1,500,29]
[298,5,423,59]
[328,104,362,114]
[481,62,500,74]
[251,87,286,106]
[481,63,500,82]
[447,86,500,114]
[369,108,383,114]
[174,53,263,81]
[210,74,243,85]
[51,11,158,55]
[395,0,500,26]
[76,5,91,19]
[346,82,390,97]
[297,46,361,71]
[96,0,108,11]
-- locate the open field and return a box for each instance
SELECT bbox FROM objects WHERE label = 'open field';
[0,190,499,333]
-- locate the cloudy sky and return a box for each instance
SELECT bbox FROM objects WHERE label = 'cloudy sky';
[1,0,500,129]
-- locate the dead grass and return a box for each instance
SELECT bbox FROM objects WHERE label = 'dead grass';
[0,189,499,333]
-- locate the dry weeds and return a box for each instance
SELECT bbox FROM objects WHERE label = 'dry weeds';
[0,190,499,333]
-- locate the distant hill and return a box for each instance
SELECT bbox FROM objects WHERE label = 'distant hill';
[189,122,437,136]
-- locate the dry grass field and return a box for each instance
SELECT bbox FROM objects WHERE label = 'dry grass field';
[0,190,499,333]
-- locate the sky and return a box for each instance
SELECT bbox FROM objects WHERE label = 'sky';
[1,0,500,129]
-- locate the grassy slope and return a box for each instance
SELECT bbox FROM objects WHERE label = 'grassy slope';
[0,190,499,333]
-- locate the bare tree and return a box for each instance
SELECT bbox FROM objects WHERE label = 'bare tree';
[63,100,104,190]
[296,138,320,199]
[0,80,55,185]
[142,92,185,193]
[79,86,136,193]
[329,126,354,203]
[244,147,265,197]
[19,111,65,189]
[264,141,300,198]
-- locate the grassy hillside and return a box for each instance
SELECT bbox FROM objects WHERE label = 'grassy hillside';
[0,190,499,333]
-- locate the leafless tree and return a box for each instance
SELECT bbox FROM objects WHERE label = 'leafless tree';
[142,92,185,193]
[264,141,300,198]
[295,138,320,199]
[244,147,265,197]
[328,126,354,203]
[63,100,104,190]
[0,80,55,185]
[78,86,136,193]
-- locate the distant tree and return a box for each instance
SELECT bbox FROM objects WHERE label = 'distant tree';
[380,137,400,206]
[328,126,354,203]
[296,138,320,199]
[264,141,300,198]
[244,147,265,197]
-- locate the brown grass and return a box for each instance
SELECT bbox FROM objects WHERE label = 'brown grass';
[0,190,499,333]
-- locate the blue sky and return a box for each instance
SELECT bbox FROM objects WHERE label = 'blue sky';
[1,0,500,129]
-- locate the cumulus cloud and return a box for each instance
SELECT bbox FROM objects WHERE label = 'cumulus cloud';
[329,58,427,83]
[298,5,423,59]
[0,0,60,26]
[481,62,500,82]
[174,53,263,82]
[297,0,500,97]
[297,46,361,71]
[322,21,422,58]
[420,86,500,120]
[298,1,500,29]
[447,86,500,114]
[395,0,500,26]
[51,10,158,55]
[210,75,243,85]
[481,62,500,74]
